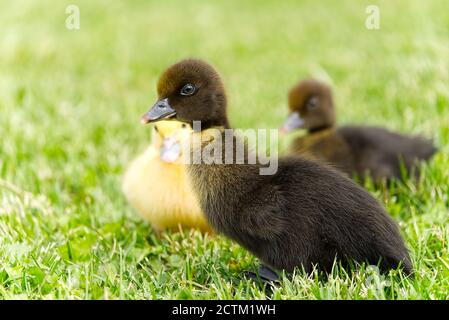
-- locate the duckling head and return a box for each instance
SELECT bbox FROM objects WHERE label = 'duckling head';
[141,59,229,130]
[151,120,192,163]
[281,79,335,133]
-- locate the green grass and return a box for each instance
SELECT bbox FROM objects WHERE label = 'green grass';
[1,0,449,299]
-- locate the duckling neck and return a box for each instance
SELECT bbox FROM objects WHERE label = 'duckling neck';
[197,116,231,131]
[186,128,259,211]
[308,124,335,134]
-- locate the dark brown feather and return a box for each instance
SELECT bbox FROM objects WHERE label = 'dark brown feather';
[149,59,413,275]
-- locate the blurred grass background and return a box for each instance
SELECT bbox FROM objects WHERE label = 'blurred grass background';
[0,0,448,299]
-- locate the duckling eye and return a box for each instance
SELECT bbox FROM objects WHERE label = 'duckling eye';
[181,123,187,129]
[180,84,196,96]
[154,125,159,133]
[306,96,319,109]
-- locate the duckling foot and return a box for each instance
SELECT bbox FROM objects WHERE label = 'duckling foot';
[244,265,280,285]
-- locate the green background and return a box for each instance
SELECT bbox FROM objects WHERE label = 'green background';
[0,0,448,299]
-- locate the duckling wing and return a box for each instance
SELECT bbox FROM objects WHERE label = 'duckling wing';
[235,183,289,241]
[267,157,412,273]
[338,126,437,178]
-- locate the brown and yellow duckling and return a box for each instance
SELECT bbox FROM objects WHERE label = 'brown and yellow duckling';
[141,59,412,279]
[122,120,212,233]
[281,79,437,181]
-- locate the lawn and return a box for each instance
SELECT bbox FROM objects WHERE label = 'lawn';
[1,0,449,299]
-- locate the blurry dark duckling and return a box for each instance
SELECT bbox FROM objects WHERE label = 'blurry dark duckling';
[281,79,437,181]
[122,120,212,233]
[141,59,413,278]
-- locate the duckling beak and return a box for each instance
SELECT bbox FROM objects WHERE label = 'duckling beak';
[280,112,304,134]
[141,98,176,124]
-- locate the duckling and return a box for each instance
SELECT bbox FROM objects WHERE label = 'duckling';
[141,59,413,276]
[282,79,437,181]
[122,120,212,233]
